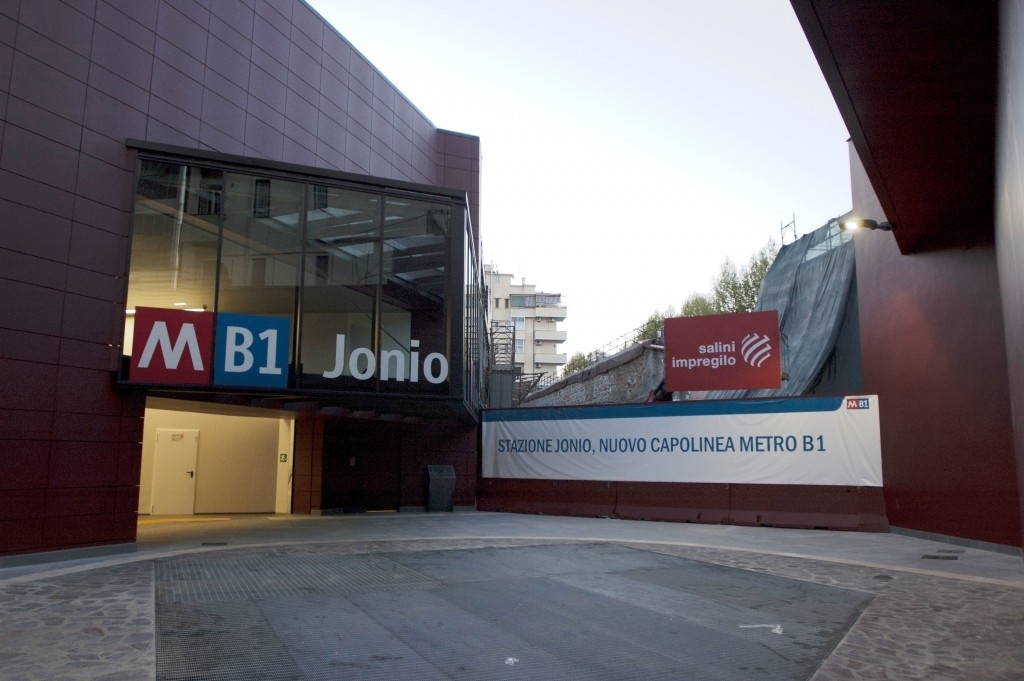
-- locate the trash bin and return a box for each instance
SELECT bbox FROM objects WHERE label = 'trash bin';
[427,464,456,512]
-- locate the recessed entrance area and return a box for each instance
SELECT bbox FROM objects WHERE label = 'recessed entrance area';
[139,398,295,517]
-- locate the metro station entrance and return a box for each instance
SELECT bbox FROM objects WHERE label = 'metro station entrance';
[138,397,295,517]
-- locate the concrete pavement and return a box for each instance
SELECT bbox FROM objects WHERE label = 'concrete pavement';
[1,512,1022,680]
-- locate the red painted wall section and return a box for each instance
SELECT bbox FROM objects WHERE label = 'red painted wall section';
[616,482,730,523]
[477,480,887,531]
[0,375,144,556]
[477,479,618,519]
[439,132,481,245]
[291,416,324,514]
[290,416,478,514]
[399,419,478,509]
[853,149,1020,546]
[996,0,1024,551]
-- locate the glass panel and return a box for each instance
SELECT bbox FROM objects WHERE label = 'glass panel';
[123,161,222,354]
[463,212,479,407]
[213,174,303,379]
[124,156,467,402]
[379,197,450,391]
[217,173,304,312]
[299,186,380,386]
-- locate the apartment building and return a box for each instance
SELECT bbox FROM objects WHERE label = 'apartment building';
[484,265,567,377]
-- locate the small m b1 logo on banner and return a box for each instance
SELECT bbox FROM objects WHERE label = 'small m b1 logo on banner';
[846,397,871,410]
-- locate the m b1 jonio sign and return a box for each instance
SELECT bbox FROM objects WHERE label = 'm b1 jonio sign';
[664,311,781,391]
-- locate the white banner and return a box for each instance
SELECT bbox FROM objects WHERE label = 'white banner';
[481,396,882,486]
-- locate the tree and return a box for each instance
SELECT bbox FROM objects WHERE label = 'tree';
[633,310,666,344]
[682,239,779,315]
[681,292,715,317]
[562,351,588,376]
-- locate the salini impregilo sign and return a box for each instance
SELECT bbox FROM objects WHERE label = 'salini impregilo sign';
[663,311,781,392]
[481,396,882,486]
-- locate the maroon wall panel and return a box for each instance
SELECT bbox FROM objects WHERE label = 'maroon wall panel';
[729,485,887,532]
[399,420,478,509]
[854,229,1020,546]
[477,479,618,518]
[996,0,1024,550]
[477,480,886,532]
[615,482,731,524]
[290,416,320,514]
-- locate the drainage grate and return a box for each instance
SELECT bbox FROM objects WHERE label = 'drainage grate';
[157,552,436,603]
[158,600,303,681]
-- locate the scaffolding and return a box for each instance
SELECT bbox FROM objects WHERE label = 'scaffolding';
[487,320,544,407]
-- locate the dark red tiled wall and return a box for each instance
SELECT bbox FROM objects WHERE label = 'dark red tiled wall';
[291,415,323,514]
[440,131,482,243]
[0,0,480,556]
[399,420,478,508]
[997,0,1024,550]
[851,152,1020,547]
[477,480,887,532]
[291,417,478,514]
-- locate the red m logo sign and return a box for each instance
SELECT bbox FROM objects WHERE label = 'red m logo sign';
[130,307,214,385]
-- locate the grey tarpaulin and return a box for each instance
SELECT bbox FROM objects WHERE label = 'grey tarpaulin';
[706,222,860,400]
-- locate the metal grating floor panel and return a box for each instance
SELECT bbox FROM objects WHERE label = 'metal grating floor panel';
[155,543,873,680]
[157,553,437,603]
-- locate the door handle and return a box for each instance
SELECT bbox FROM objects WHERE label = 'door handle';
[187,470,194,478]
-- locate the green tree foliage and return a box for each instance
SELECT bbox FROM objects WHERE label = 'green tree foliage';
[633,310,666,344]
[682,239,779,315]
[681,292,716,317]
[562,351,589,376]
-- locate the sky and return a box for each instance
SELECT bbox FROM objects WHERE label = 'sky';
[306,0,851,361]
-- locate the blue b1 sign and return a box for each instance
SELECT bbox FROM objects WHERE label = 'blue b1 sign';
[213,313,291,388]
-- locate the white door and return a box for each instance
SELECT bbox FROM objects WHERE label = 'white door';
[152,429,199,515]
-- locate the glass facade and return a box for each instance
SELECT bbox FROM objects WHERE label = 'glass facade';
[123,153,481,411]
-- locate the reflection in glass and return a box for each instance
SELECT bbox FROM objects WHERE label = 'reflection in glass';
[124,155,472,403]
[378,198,450,391]
[217,173,303,315]
[124,161,222,354]
[300,186,380,383]
[463,209,483,408]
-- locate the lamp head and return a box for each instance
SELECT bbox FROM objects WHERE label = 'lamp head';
[840,217,894,232]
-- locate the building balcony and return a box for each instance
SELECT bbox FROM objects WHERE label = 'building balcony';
[534,329,567,342]
[534,352,567,365]
[528,305,566,320]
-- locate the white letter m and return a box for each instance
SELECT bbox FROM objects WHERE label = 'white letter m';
[137,321,204,370]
